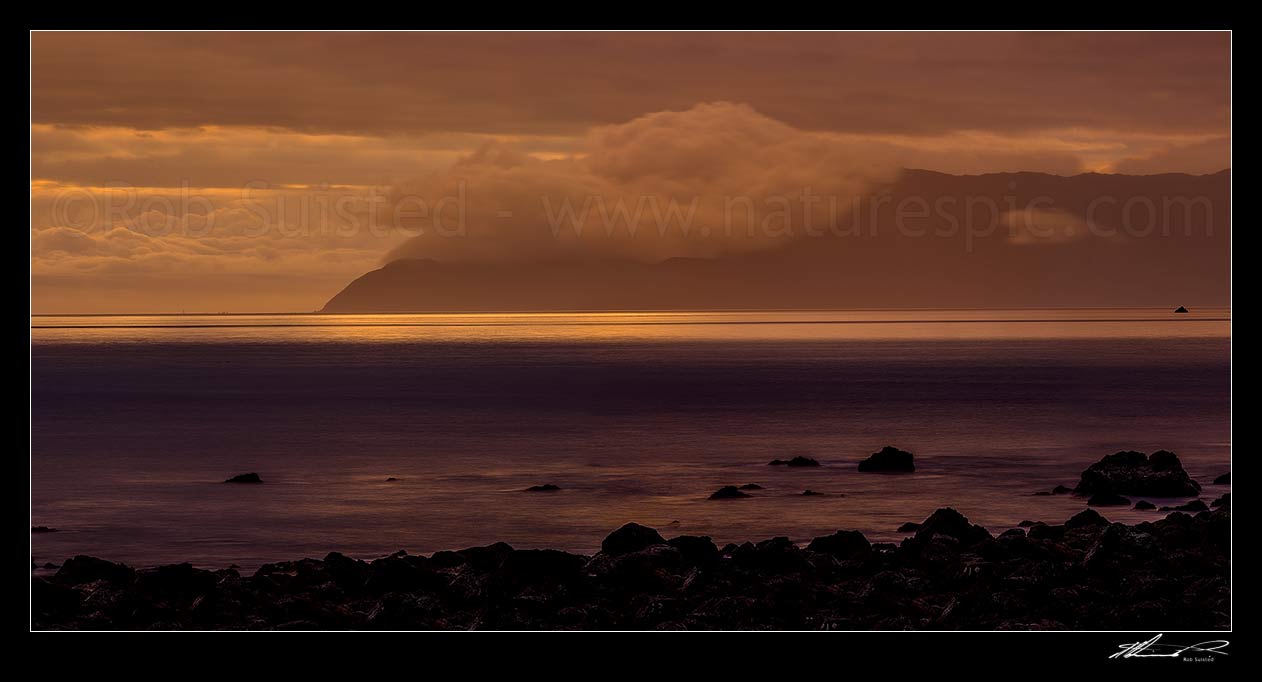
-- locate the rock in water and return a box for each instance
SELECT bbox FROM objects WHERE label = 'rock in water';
[224,473,262,484]
[32,526,58,533]
[857,446,915,473]
[709,486,750,500]
[1171,499,1209,512]
[1133,500,1157,510]
[1210,493,1230,509]
[737,483,763,490]
[1087,492,1131,507]
[768,456,820,467]
[1074,450,1200,497]
[525,484,561,492]
[1174,306,1189,313]
[601,523,665,556]
[1213,472,1230,485]
[806,529,871,559]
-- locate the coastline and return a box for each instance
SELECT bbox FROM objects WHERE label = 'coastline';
[32,506,1230,631]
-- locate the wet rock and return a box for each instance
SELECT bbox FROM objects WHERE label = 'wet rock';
[1170,499,1209,513]
[525,484,561,492]
[1027,524,1065,541]
[1052,485,1073,495]
[1017,520,1040,527]
[1174,306,1189,313]
[807,530,871,559]
[666,535,719,567]
[54,555,135,586]
[709,486,749,500]
[1133,500,1157,510]
[601,523,666,556]
[32,526,58,533]
[457,542,514,571]
[1213,472,1230,485]
[897,522,922,532]
[913,508,992,545]
[1074,450,1200,497]
[385,477,400,482]
[1210,493,1230,509]
[224,473,262,484]
[800,490,824,496]
[1087,492,1131,507]
[1065,509,1109,529]
[737,483,763,490]
[768,456,820,467]
[857,446,915,473]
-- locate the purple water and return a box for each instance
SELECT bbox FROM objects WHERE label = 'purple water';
[30,310,1231,570]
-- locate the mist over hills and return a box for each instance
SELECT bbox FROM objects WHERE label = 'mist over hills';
[322,169,1230,312]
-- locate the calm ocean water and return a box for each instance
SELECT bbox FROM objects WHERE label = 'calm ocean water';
[31,309,1231,570]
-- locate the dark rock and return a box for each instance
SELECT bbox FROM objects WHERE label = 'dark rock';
[385,477,400,482]
[1065,509,1109,529]
[709,486,749,500]
[768,456,820,467]
[54,555,135,586]
[1052,485,1073,495]
[999,528,1025,539]
[1017,520,1040,527]
[525,484,561,492]
[601,523,666,556]
[1171,499,1209,512]
[1027,524,1065,541]
[1174,306,1189,313]
[737,483,763,490]
[1133,500,1157,510]
[32,526,58,533]
[497,549,585,586]
[800,489,824,496]
[913,508,992,545]
[1087,492,1131,507]
[1213,472,1230,485]
[457,542,514,571]
[666,535,719,567]
[1074,450,1200,497]
[807,530,871,559]
[1210,493,1230,509]
[857,446,915,473]
[897,522,922,532]
[224,472,262,484]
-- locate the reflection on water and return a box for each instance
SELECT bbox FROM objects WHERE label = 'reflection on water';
[31,309,1231,570]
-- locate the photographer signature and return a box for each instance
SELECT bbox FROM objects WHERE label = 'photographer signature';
[1110,634,1229,659]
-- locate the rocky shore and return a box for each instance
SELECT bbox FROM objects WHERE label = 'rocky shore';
[32,505,1230,631]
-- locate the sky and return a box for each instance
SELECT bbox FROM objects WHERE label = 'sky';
[30,31,1231,313]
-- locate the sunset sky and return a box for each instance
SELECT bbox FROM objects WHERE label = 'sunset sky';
[31,31,1231,313]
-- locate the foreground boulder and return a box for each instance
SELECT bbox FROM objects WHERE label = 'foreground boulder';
[911,507,991,545]
[224,473,262,484]
[806,530,870,559]
[857,446,915,473]
[601,523,666,556]
[1073,450,1200,497]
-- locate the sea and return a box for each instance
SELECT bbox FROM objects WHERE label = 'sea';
[31,308,1231,571]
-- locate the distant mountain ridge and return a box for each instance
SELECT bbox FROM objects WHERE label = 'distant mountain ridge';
[322,169,1230,312]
